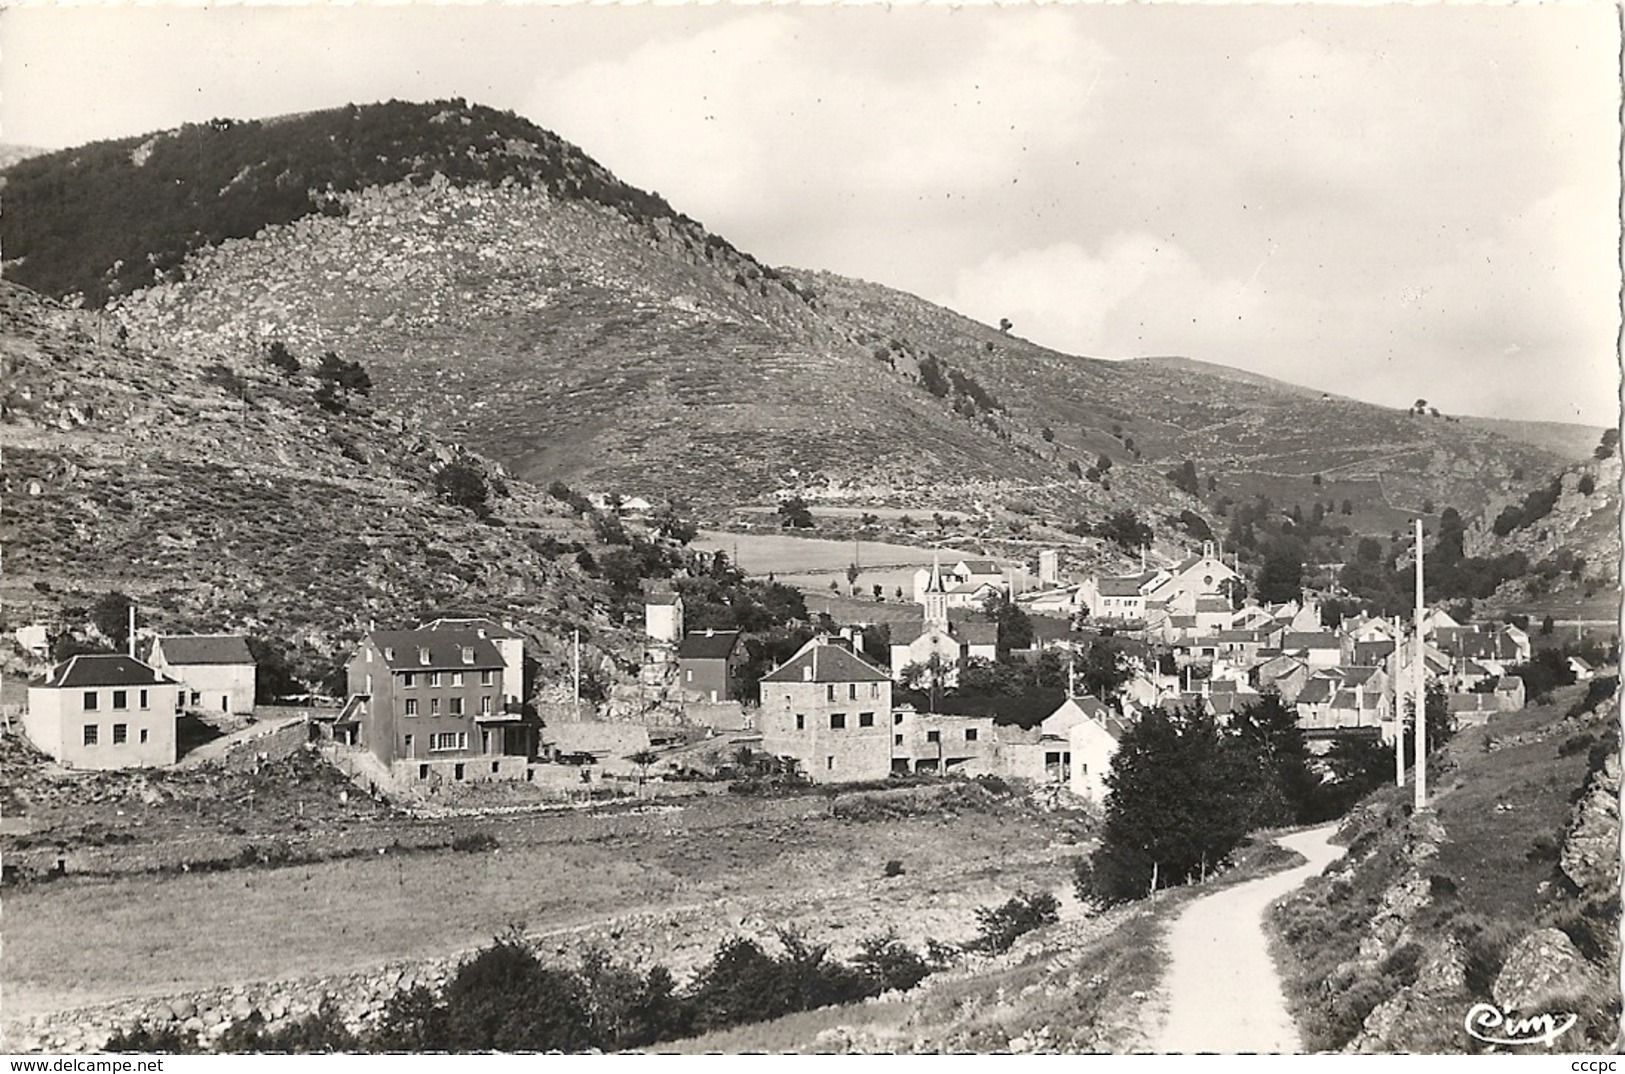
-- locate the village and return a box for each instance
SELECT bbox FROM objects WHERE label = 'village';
[12,516,1575,812]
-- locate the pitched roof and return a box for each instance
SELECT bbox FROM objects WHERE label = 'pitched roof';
[1097,572,1158,597]
[760,641,890,684]
[39,654,177,689]
[1449,692,1500,713]
[1282,631,1340,651]
[1494,675,1524,693]
[946,580,998,596]
[1353,639,1396,663]
[364,630,505,671]
[421,616,524,640]
[957,560,1002,575]
[154,634,255,666]
[955,621,1000,646]
[678,630,743,660]
[1341,665,1383,687]
[1297,679,1336,705]
[1195,596,1232,614]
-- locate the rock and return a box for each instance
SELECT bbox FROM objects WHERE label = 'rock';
[170,998,197,1020]
[1007,1035,1031,1054]
[182,1016,205,1034]
[1560,757,1620,896]
[1492,928,1605,1014]
[1414,937,1467,995]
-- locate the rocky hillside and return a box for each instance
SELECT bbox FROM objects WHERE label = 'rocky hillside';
[2,100,1576,533]
[1272,680,1621,1053]
[0,280,649,690]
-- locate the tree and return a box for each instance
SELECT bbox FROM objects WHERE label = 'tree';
[91,590,135,651]
[1097,454,1113,473]
[1167,459,1200,496]
[651,504,697,545]
[1093,509,1154,553]
[265,340,300,376]
[981,590,1033,653]
[1436,507,1465,564]
[998,317,1013,334]
[1041,425,1056,443]
[1595,428,1619,460]
[1540,615,1555,636]
[777,496,814,529]
[1311,473,1322,487]
[434,459,491,518]
[1080,705,1253,904]
[1255,542,1306,604]
[1340,499,1354,515]
[1077,638,1131,701]
[1226,693,1317,827]
[315,350,372,395]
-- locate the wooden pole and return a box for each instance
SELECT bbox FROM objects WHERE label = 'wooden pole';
[1413,518,1427,811]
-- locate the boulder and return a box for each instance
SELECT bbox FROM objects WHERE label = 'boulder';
[1492,928,1605,1014]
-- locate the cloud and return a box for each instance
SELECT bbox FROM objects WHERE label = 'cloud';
[523,11,1109,236]
[945,235,1263,360]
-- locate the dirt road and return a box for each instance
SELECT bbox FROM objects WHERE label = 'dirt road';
[1152,824,1345,1053]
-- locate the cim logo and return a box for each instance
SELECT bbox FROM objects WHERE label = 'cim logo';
[1464,1002,1578,1047]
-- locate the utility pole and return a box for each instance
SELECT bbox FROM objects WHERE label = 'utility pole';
[1394,615,1404,789]
[1413,517,1427,811]
[127,603,137,658]
[572,628,581,720]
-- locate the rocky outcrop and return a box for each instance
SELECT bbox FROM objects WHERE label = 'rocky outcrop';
[1491,928,1607,1015]
[1560,749,1620,899]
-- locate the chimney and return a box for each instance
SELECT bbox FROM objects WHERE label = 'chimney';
[127,603,136,658]
[705,628,715,638]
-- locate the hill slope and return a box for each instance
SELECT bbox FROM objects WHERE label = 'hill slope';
[2,100,1573,533]
[0,280,642,690]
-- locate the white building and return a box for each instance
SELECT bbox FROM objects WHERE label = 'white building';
[25,654,182,769]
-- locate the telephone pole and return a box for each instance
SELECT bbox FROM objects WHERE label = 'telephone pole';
[1413,517,1427,811]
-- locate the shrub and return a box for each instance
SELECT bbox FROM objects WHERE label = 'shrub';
[883,859,906,878]
[104,1023,205,1054]
[971,890,1059,953]
[451,832,499,853]
[442,937,592,1052]
[852,930,930,993]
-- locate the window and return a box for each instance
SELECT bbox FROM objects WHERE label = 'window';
[419,648,431,665]
[419,764,430,780]
[429,672,443,687]
[894,713,904,725]
[138,689,149,710]
[871,683,880,699]
[685,670,694,682]
[858,712,875,727]
[403,672,416,688]
[384,647,395,661]
[404,733,414,756]
[462,647,476,665]
[449,697,465,716]
[454,763,465,780]
[480,670,495,687]
[83,724,99,746]
[430,698,441,716]
[826,756,835,771]
[430,732,467,752]
[965,728,979,742]
[926,730,940,743]
[191,691,200,706]
[894,734,904,746]
[140,729,149,744]
[112,690,128,710]
[830,713,846,730]
[826,684,836,702]
[795,714,805,731]
[452,672,464,687]
[849,684,858,700]
[480,696,492,715]
[405,699,419,717]
[83,691,99,711]
[112,723,128,745]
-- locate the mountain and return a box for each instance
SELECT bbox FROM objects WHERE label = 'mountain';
[0,99,1579,537]
[0,280,649,691]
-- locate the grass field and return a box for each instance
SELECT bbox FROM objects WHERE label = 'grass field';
[2,783,1081,1025]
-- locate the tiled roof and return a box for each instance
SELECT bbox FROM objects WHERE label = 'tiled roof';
[1282,632,1340,651]
[39,654,177,689]
[760,641,890,684]
[958,560,1002,575]
[1195,596,1232,614]
[677,630,743,660]
[1297,679,1336,705]
[365,630,504,671]
[955,621,1000,646]
[1342,666,1382,687]
[1097,572,1157,597]
[154,635,254,666]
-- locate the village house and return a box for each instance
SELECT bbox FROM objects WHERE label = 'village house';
[890,706,995,774]
[676,628,747,702]
[758,636,893,783]
[1568,656,1596,681]
[148,634,257,716]
[25,654,182,769]
[421,617,527,709]
[1066,697,1132,802]
[644,591,684,646]
[1078,570,1163,623]
[342,628,535,784]
[1252,652,1310,702]
[1280,631,1343,670]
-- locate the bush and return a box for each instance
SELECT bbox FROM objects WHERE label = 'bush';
[852,930,931,993]
[451,832,499,853]
[883,859,906,878]
[971,890,1059,953]
[104,1023,205,1054]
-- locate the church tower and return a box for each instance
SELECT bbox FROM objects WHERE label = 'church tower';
[923,554,950,630]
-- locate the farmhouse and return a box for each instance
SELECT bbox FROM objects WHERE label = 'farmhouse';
[25,654,182,769]
[891,706,995,774]
[148,634,257,716]
[421,616,527,708]
[758,636,892,783]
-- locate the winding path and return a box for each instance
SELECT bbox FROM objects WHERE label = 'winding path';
[1152,823,1346,1053]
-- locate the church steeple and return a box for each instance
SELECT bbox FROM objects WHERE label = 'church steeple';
[923,553,949,628]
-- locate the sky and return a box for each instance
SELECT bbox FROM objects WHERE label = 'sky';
[2,2,1620,426]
